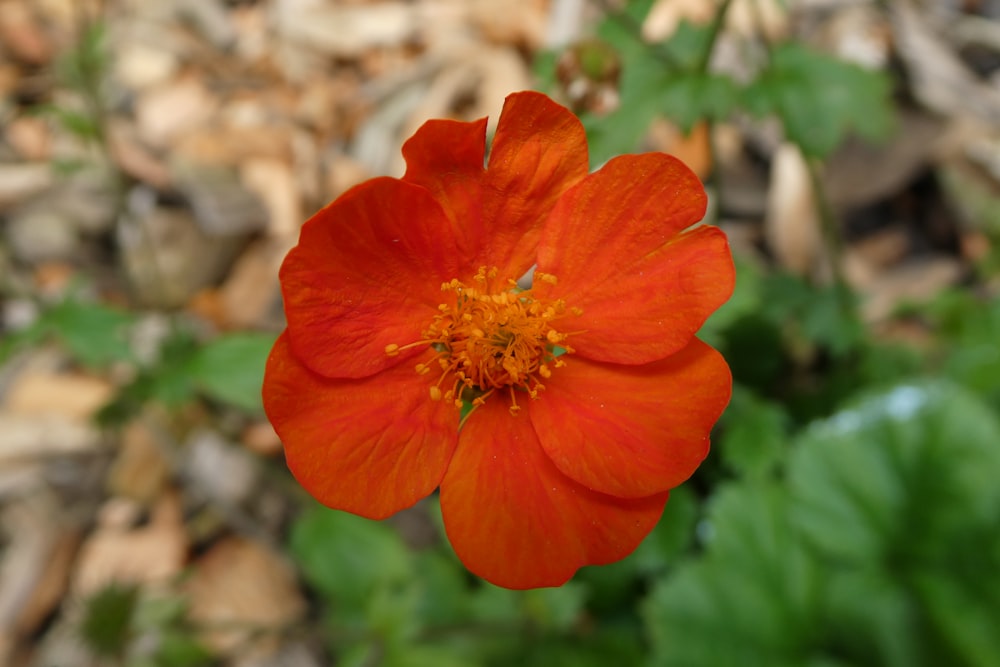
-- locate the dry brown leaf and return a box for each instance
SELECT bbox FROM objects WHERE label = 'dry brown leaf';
[647,118,713,179]
[241,420,282,458]
[135,73,219,148]
[240,158,303,237]
[860,257,965,322]
[106,420,172,505]
[275,1,417,57]
[4,372,113,421]
[184,537,306,657]
[0,164,53,209]
[218,238,290,330]
[4,116,52,161]
[0,1,55,65]
[765,143,823,277]
[71,491,188,596]
[0,493,79,658]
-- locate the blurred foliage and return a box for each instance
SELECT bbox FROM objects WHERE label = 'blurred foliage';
[0,290,274,423]
[79,583,213,667]
[538,0,894,165]
[644,383,1000,666]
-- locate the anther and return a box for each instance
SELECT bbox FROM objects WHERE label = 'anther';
[385,343,400,356]
[429,386,442,401]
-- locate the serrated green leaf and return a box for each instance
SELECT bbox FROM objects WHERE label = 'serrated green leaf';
[187,332,275,411]
[790,383,1000,563]
[585,16,739,160]
[659,72,739,133]
[645,382,1000,666]
[643,483,824,666]
[747,43,894,158]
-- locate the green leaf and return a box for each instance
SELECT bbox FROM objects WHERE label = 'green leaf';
[698,257,767,352]
[187,332,275,411]
[383,644,483,667]
[584,17,739,160]
[643,483,825,666]
[289,506,413,609]
[790,383,1000,563]
[645,382,1000,666]
[151,632,214,667]
[44,298,136,367]
[521,582,587,632]
[630,483,698,572]
[926,290,1000,406]
[746,43,894,158]
[79,582,139,658]
[717,384,790,479]
[659,71,739,134]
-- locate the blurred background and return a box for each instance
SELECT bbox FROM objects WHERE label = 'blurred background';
[2,0,1000,665]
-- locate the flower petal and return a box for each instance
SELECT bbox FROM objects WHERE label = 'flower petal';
[530,338,731,499]
[439,400,668,589]
[402,91,589,280]
[561,226,733,363]
[264,333,458,520]
[481,91,590,278]
[537,153,733,364]
[280,177,461,379]
[401,116,489,259]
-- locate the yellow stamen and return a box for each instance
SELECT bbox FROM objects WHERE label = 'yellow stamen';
[393,266,583,414]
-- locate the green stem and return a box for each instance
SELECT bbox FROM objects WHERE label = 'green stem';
[805,156,858,323]
[699,0,735,226]
[698,0,734,73]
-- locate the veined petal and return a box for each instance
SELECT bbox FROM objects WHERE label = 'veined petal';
[481,91,590,278]
[401,116,488,259]
[439,400,668,589]
[561,226,733,363]
[402,92,589,280]
[264,334,458,520]
[537,153,733,364]
[281,177,461,379]
[530,339,731,499]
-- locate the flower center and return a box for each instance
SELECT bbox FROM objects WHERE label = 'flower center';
[385,266,579,414]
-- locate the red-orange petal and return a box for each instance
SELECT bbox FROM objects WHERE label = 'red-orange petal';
[280,177,461,379]
[439,400,668,589]
[263,333,458,520]
[536,153,734,364]
[402,91,589,280]
[530,339,731,499]
[401,116,488,260]
[481,91,590,279]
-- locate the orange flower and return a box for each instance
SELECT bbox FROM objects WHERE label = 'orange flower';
[263,91,734,589]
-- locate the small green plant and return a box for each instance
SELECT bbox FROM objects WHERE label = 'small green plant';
[79,583,213,667]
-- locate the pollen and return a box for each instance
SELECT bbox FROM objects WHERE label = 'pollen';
[387,266,580,415]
